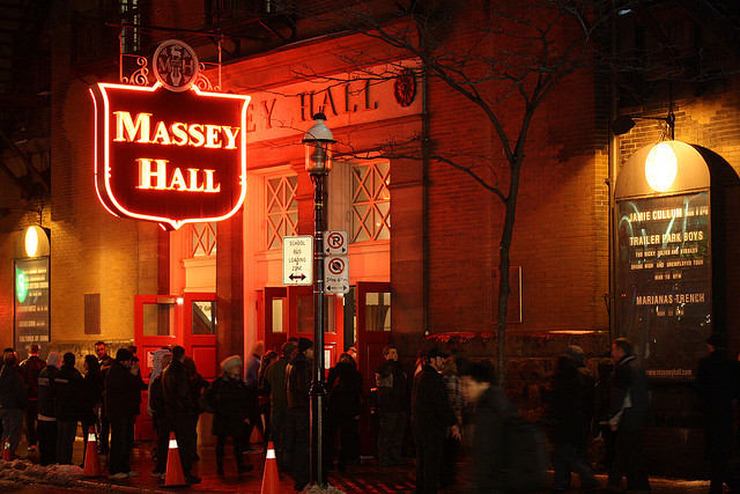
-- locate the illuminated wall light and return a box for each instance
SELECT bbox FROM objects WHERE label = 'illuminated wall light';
[24,226,39,257]
[176,297,184,305]
[645,142,678,192]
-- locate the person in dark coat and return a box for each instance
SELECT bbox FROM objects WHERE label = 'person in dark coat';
[19,344,45,452]
[461,361,516,494]
[375,344,409,467]
[327,353,362,471]
[412,348,460,494]
[697,334,737,494]
[162,346,201,484]
[285,337,314,491]
[264,341,296,471]
[184,356,208,461]
[95,341,113,454]
[148,349,171,478]
[0,348,27,459]
[547,346,598,491]
[105,348,139,479]
[258,350,278,447]
[55,352,83,464]
[206,355,254,477]
[37,351,60,465]
[81,355,103,465]
[607,337,651,491]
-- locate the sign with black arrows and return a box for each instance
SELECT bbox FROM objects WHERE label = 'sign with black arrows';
[283,235,313,286]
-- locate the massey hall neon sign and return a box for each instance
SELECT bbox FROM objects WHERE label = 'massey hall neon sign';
[89,40,251,230]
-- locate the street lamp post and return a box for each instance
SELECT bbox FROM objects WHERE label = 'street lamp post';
[303,112,335,487]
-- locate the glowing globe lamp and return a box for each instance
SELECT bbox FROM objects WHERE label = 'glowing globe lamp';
[644,142,678,192]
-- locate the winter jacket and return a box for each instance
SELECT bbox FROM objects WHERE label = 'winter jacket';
[162,359,195,418]
[286,353,312,411]
[81,370,104,423]
[264,357,290,415]
[608,354,649,431]
[19,355,45,400]
[0,363,27,410]
[327,362,362,418]
[207,375,253,436]
[547,356,595,445]
[55,364,84,421]
[148,375,166,418]
[37,365,59,420]
[105,361,140,420]
[376,360,408,413]
[411,364,456,437]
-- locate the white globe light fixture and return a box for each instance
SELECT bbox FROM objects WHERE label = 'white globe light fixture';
[303,113,335,175]
[24,226,39,258]
[645,141,678,192]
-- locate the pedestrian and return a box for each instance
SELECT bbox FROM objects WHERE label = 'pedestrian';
[547,346,598,491]
[245,341,265,445]
[105,348,139,479]
[258,350,278,446]
[285,337,313,491]
[37,351,60,465]
[327,353,362,471]
[95,341,113,454]
[375,344,409,467]
[607,337,651,492]
[207,355,254,477]
[55,352,83,465]
[183,356,207,461]
[412,348,460,494]
[697,334,737,494]
[0,348,27,459]
[162,346,201,484]
[148,348,172,478]
[81,355,103,466]
[127,345,147,423]
[264,340,297,471]
[440,353,464,487]
[19,344,45,454]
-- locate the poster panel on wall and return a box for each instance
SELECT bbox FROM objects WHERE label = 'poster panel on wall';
[616,191,711,379]
[14,257,51,353]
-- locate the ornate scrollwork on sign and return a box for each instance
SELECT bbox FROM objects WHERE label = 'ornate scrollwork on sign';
[193,62,220,91]
[121,55,151,86]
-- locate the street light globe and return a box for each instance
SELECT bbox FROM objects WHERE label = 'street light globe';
[645,141,678,192]
[303,113,335,175]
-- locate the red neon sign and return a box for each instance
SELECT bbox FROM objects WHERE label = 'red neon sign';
[89,82,250,230]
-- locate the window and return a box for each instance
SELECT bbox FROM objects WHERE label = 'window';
[351,161,390,242]
[192,301,217,335]
[192,222,217,257]
[266,175,298,250]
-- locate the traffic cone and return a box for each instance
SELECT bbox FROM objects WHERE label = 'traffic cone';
[1,439,11,461]
[83,427,101,477]
[249,425,263,445]
[164,432,188,487]
[260,441,280,494]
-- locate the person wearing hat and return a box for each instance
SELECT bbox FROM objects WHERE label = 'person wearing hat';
[104,348,139,479]
[285,337,314,491]
[412,347,459,493]
[697,333,737,494]
[547,345,598,491]
[206,355,254,477]
[264,340,297,470]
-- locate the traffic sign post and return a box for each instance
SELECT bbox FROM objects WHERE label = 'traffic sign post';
[324,255,349,294]
[283,235,313,286]
[324,230,348,255]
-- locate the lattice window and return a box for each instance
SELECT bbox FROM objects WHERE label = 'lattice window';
[191,222,217,257]
[351,161,390,242]
[266,175,298,250]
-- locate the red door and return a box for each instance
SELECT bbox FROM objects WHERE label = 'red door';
[182,292,218,380]
[259,287,288,353]
[286,286,343,369]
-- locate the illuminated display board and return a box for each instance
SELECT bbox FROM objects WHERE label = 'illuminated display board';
[89,75,250,230]
[14,257,50,347]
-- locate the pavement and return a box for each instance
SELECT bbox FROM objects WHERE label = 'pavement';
[0,436,713,493]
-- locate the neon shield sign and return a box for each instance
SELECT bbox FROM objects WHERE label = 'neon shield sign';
[90,75,250,230]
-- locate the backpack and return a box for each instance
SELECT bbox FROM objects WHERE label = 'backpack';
[503,415,549,492]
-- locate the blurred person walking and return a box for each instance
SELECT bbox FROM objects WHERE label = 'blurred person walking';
[327,353,362,471]
[375,344,409,467]
[207,355,254,477]
[0,348,27,459]
[412,348,459,494]
[19,344,45,453]
[285,337,313,491]
[258,350,278,446]
[547,346,598,491]
[55,352,83,465]
[440,354,464,488]
[264,340,297,470]
[147,348,172,478]
[37,351,60,465]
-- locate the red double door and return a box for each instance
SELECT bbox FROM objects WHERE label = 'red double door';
[133,292,218,439]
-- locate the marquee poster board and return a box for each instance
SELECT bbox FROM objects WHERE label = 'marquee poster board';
[616,191,711,379]
[14,257,51,350]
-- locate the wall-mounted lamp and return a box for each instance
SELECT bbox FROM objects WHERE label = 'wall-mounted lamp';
[644,141,678,192]
[22,225,50,258]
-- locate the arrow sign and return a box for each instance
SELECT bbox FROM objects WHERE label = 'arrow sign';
[283,235,313,286]
[325,255,349,294]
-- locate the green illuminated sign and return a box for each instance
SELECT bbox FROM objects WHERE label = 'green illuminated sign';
[15,268,27,304]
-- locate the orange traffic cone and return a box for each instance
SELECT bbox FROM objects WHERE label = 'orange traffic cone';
[260,441,280,494]
[164,432,187,487]
[83,427,101,477]
[1,439,12,461]
[249,425,263,445]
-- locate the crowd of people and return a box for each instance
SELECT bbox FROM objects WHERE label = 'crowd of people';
[0,334,733,493]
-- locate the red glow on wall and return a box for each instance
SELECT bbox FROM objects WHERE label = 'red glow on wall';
[89,82,251,230]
